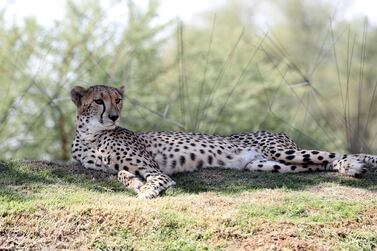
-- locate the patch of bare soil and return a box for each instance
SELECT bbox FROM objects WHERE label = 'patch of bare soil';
[0,207,146,250]
[237,208,377,251]
[308,185,377,201]
[239,223,323,251]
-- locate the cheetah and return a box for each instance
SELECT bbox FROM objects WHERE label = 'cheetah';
[70,85,377,199]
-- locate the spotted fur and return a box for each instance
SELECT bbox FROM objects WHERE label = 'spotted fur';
[71,85,377,199]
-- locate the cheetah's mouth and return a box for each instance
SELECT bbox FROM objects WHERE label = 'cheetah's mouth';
[100,120,117,129]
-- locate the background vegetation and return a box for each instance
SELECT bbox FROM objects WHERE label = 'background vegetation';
[0,0,376,160]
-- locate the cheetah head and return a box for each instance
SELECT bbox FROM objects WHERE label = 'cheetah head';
[71,85,124,133]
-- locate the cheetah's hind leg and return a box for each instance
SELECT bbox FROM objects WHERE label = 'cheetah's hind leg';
[118,170,145,193]
[332,157,369,178]
[335,154,377,177]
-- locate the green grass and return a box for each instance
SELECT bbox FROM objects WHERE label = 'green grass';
[0,160,376,250]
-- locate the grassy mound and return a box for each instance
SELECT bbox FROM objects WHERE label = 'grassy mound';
[1,160,376,250]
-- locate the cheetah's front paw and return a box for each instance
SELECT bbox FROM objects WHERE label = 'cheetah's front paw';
[137,189,159,199]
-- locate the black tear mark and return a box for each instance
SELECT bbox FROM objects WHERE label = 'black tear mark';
[100,102,106,123]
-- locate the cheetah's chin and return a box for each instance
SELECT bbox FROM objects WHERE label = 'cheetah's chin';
[102,124,116,130]
[99,121,118,129]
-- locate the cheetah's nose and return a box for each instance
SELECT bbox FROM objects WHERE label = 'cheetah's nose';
[108,114,119,122]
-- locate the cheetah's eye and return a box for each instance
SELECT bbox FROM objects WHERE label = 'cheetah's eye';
[94,99,104,105]
[115,98,122,104]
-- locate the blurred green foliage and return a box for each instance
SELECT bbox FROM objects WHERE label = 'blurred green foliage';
[0,0,376,160]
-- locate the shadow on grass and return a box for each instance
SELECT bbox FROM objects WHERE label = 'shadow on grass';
[0,160,376,200]
[0,160,129,202]
[171,168,377,195]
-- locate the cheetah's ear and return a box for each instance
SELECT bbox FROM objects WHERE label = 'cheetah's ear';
[70,86,87,107]
[117,85,125,97]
